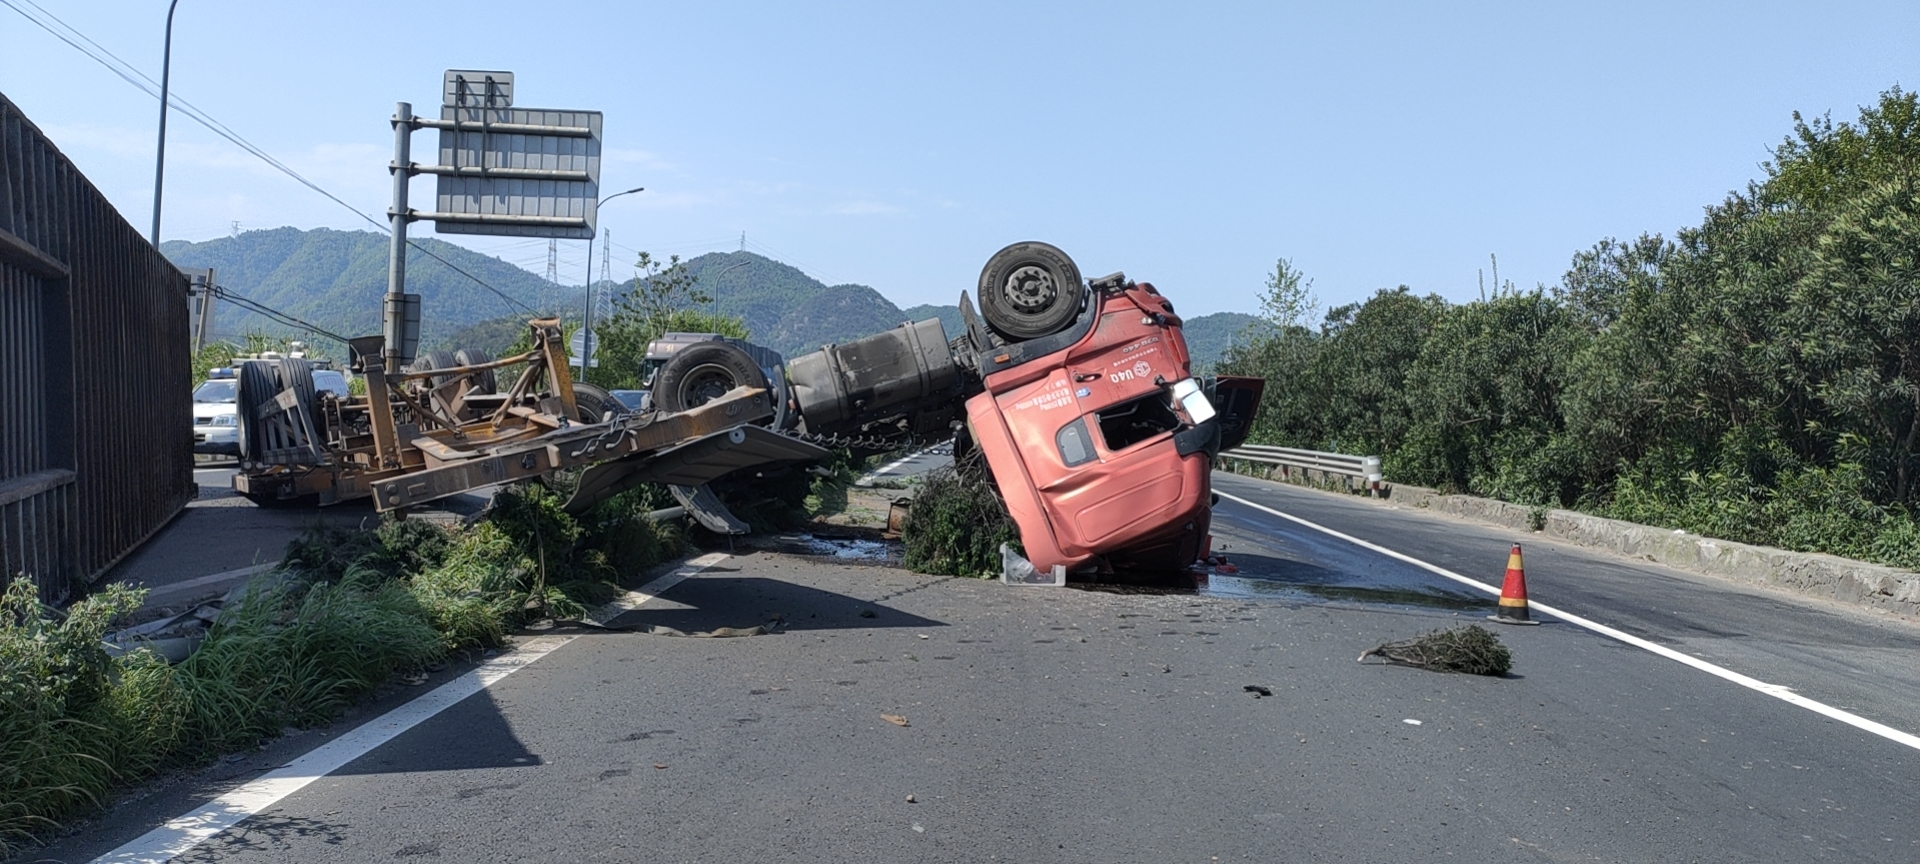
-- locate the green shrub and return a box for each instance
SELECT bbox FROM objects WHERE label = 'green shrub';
[902,455,1020,577]
[1,580,146,847]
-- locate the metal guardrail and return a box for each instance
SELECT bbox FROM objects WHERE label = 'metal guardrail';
[1219,444,1384,491]
[1,92,194,604]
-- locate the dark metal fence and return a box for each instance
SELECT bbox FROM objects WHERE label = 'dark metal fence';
[1,91,192,604]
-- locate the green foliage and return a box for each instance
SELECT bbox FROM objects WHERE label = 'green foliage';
[174,574,444,758]
[1397,291,1587,504]
[1259,257,1319,329]
[589,308,749,391]
[1,580,147,846]
[1223,87,1920,570]
[804,450,859,517]
[0,479,690,852]
[902,456,1021,577]
[190,342,236,388]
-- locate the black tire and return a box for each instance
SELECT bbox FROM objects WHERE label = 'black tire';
[652,342,770,413]
[236,359,322,466]
[454,348,496,394]
[977,241,1084,342]
[572,382,615,424]
[409,350,460,388]
[235,361,278,464]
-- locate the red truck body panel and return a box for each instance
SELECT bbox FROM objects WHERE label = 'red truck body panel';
[968,281,1214,574]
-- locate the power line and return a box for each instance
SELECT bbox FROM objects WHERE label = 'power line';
[211,285,350,345]
[3,0,537,317]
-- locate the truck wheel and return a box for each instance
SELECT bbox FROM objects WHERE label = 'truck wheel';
[977,241,1084,342]
[652,342,770,413]
[409,350,461,388]
[235,361,278,463]
[572,382,615,423]
[454,348,496,394]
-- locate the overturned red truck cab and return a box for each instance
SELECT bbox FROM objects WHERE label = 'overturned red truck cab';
[638,241,1262,576]
[958,244,1263,575]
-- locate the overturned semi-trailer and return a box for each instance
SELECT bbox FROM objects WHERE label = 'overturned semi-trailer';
[231,242,1260,575]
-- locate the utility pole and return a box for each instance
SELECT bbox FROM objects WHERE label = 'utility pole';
[383,102,413,373]
[149,0,181,246]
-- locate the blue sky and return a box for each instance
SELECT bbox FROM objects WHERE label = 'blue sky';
[3,1,1915,319]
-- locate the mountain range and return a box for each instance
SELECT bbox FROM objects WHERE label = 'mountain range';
[161,228,1259,368]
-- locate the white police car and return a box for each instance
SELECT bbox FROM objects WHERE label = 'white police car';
[194,363,350,456]
[192,368,241,455]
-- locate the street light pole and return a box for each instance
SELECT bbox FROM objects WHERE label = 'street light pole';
[708,258,753,318]
[149,0,181,246]
[578,186,645,377]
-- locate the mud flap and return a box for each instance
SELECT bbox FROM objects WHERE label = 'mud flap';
[670,483,750,535]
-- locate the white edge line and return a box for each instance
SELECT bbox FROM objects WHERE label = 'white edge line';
[1214,489,1920,753]
[137,562,280,597]
[94,553,730,864]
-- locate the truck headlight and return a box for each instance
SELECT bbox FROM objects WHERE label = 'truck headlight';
[1168,378,1215,424]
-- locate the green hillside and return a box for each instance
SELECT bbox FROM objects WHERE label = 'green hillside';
[162,228,1253,368]
[684,252,918,356]
[1182,312,1262,371]
[162,227,554,349]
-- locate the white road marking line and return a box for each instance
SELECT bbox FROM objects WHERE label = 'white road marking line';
[92,553,730,864]
[1215,489,1920,753]
[586,551,729,627]
[138,562,279,595]
[857,452,926,486]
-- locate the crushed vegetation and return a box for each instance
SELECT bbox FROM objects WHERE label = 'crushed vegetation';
[0,483,685,855]
[1358,625,1513,676]
[901,450,1020,578]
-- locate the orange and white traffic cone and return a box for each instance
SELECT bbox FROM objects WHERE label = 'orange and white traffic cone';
[1488,543,1540,625]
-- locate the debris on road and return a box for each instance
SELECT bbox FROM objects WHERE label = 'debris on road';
[882,713,910,727]
[1358,625,1513,675]
[1243,685,1273,698]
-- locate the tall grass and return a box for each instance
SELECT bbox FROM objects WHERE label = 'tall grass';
[0,482,686,854]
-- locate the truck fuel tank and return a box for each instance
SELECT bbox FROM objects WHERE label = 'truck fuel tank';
[787,318,965,435]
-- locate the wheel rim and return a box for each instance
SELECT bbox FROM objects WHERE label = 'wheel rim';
[677,363,739,408]
[1003,264,1057,312]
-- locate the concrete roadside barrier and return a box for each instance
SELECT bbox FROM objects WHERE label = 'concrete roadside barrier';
[1377,483,1920,619]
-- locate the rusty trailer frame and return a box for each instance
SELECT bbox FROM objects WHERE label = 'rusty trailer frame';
[232,317,807,513]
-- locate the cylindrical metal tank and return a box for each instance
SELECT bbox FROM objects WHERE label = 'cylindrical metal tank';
[787,318,959,435]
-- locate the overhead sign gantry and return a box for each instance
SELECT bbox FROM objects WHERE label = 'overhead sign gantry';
[382,70,603,370]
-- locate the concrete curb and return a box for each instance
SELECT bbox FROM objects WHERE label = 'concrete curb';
[1248,470,1920,619]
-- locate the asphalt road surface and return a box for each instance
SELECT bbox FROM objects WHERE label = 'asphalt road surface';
[102,465,491,607]
[856,444,954,487]
[35,473,1920,863]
